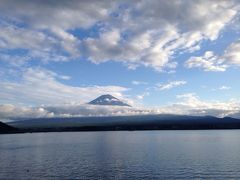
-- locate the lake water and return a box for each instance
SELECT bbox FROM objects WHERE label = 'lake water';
[1,130,240,179]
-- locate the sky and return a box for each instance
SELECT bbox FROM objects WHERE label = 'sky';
[0,0,240,121]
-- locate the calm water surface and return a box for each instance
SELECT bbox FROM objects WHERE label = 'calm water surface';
[1,130,240,179]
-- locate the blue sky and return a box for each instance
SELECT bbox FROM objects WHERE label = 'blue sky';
[0,0,240,120]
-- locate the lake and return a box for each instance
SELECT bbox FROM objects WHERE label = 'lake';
[1,130,240,179]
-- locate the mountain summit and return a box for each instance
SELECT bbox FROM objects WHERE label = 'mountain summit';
[88,94,131,107]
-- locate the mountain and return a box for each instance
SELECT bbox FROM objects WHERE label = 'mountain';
[9,114,240,132]
[88,94,131,107]
[0,121,19,134]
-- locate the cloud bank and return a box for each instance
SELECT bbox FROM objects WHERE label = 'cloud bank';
[1,93,239,122]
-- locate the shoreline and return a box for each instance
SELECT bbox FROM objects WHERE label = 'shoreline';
[2,126,240,135]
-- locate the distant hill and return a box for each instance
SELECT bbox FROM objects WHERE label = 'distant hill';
[0,121,19,134]
[9,114,240,132]
[88,94,131,107]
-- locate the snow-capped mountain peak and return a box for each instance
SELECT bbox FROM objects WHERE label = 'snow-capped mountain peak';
[88,94,131,107]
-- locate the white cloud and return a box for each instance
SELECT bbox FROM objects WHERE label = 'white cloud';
[0,67,128,106]
[173,93,240,117]
[0,25,56,50]
[0,0,238,70]
[211,86,232,91]
[0,24,73,63]
[185,40,240,71]
[219,86,231,90]
[45,105,147,118]
[0,103,154,122]
[51,27,81,57]
[185,51,228,72]
[157,81,187,91]
[82,0,237,71]
[154,93,240,118]
[136,92,150,100]
[223,40,240,66]
[0,0,117,62]
[0,104,54,121]
[132,81,148,85]
[0,0,115,29]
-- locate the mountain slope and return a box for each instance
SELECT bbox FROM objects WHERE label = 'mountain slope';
[0,121,19,134]
[88,94,131,106]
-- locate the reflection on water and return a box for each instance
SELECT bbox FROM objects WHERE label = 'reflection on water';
[1,130,240,179]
